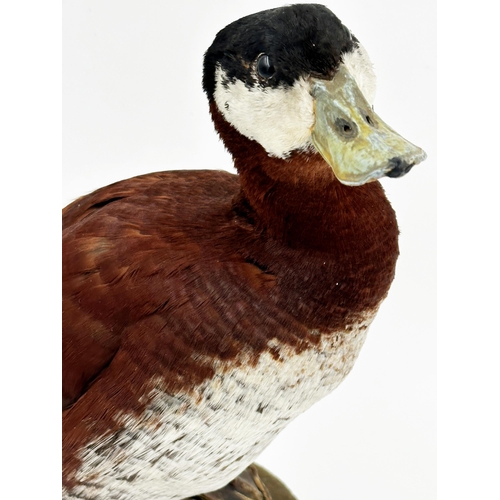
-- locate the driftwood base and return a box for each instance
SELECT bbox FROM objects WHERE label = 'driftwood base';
[189,464,298,500]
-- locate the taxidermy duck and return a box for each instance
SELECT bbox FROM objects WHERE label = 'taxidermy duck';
[62,4,426,499]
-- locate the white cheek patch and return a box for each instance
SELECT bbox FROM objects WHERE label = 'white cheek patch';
[342,43,377,106]
[214,66,315,158]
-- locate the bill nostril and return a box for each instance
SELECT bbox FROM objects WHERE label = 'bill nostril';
[386,157,414,178]
[365,114,375,126]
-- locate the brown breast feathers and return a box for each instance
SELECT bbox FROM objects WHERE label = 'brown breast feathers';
[63,123,398,488]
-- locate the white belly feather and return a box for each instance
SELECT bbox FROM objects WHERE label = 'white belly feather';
[65,314,373,499]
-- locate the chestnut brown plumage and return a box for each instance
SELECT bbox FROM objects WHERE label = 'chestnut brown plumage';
[62,4,414,499]
[63,119,398,489]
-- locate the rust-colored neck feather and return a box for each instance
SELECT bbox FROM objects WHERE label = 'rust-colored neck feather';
[210,101,399,257]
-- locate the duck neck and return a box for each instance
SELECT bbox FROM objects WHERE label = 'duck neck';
[210,102,399,254]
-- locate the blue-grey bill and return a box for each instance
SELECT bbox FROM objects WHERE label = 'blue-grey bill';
[311,65,427,186]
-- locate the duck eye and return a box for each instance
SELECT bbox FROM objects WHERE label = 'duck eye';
[257,54,275,79]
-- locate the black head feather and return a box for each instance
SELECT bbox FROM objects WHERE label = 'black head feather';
[203,4,358,99]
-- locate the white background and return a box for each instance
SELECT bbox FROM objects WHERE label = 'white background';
[62,1,436,499]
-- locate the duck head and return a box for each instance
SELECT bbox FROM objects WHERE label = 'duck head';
[203,3,426,186]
